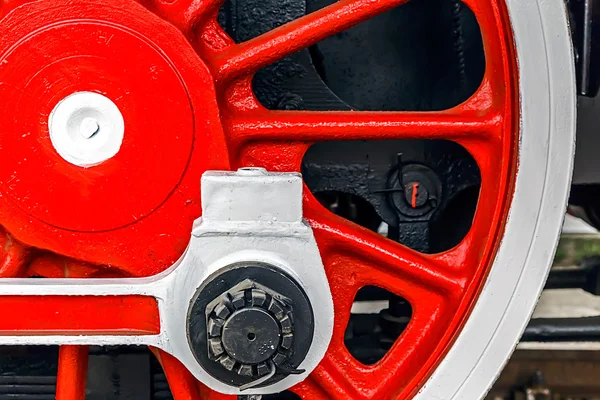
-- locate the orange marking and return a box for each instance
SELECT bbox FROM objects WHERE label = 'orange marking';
[411,183,419,208]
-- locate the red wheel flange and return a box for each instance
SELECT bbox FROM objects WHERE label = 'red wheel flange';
[0,0,518,398]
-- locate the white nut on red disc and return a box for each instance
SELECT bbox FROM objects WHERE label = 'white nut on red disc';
[49,91,125,167]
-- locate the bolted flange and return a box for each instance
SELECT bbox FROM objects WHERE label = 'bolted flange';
[207,287,295,379]
[387,161,443,219]
[187,263,314,390]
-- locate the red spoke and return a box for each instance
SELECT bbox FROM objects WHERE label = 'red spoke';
[153,349,234,400]
[56,346,89,400]
[294,281,451,399]
[306,206,464,298]
[302,359,366,400]
[369,298,450,397]
[0,296,159,335]
[153,350,201,400]
[226,109,501,147]
[213,0,409,81]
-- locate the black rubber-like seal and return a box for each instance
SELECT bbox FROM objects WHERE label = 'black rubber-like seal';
[187,263,314,388]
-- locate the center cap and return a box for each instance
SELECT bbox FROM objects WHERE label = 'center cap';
[49,92,125,167]
[221,308,281,365]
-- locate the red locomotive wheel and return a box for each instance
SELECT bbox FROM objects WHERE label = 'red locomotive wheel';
[0,0,576,398]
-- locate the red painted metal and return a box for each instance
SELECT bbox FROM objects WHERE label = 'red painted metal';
[212,0,411,82]
[152,349,234,400]
[0,0,230,277]
[0,0,519,398]
[56,346,89,400]
[0,296,159,335]
[0,228,29,277]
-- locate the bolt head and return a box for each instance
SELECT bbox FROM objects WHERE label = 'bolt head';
[186,264,314,389]
[221,307,280,365]
[205,280,296,379]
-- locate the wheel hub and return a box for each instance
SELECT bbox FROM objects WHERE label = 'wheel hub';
[0,169,334,395]
[0,0,229,274]
[188,263,316,389]
[0,0,194,231]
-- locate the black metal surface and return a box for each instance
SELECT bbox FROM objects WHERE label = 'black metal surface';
[0,376,55,400]
[384,160,442,220]
[187,264,314,388]
[87,350,151,400]
[151,356,171,400]
[568,0,600,97]
[582,0,594,95]
[220,0,486,113]
[204,284,297,381]
[343,289,412,365]
[238,395,264,400]
[0,347,57,400]
[545,261,600,295]
[568,0,600,185]
[379,297,412,350]
[570,185,600,225]
[0,347,155,400]
[303,0,484,111]
[344,313,389,365]
[522,316,600,342]
[221,308,281,365]
[303,139,480,253]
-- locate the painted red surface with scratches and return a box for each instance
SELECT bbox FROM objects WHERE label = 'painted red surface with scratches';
[0,0,518,398]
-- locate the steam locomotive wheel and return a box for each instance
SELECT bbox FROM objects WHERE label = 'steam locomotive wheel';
[0,0,575,399]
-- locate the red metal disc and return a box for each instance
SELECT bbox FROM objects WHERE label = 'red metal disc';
[0,0,230,275]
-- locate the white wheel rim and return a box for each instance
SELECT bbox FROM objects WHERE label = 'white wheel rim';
[416,0,576,398]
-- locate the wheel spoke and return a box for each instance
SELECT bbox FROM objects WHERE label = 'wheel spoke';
[226,109,501,147]
[306,205,464,298]
[213,0,409,81]
[153,349,234,400]
[56,346,89,400]
[368,296,450,397]
[304,357,366,400]
[153,350,201,400]
[294,271,452,399]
